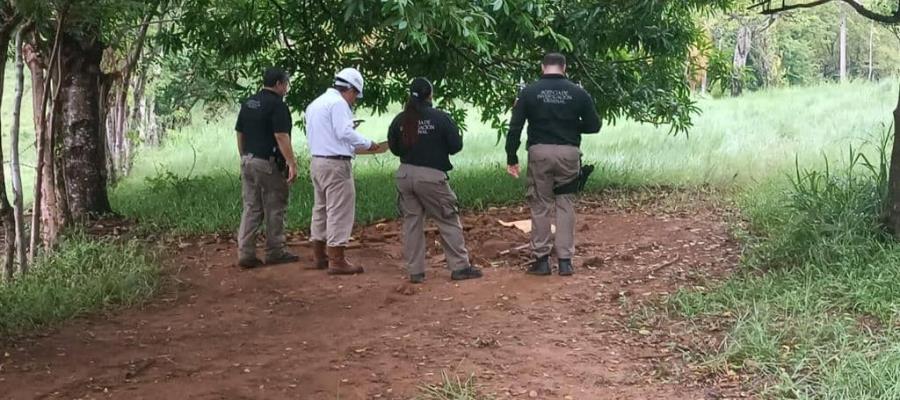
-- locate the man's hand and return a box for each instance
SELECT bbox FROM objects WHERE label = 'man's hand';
[286,164,298,184]
[507,164,520,178]
[357,141,389,155]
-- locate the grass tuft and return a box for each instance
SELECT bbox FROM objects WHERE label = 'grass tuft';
[0,233,161,336]
[417,372,493,400]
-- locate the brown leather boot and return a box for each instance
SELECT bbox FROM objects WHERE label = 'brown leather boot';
[306,240,329,270]
[326,246,364,275]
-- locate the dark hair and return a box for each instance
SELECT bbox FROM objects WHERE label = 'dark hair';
[541,53,566,68]
[263,67,289,87]
[401,77,433,147]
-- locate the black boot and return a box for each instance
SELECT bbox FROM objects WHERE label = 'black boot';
[238,256,263,269]
[527,256,551,276]
[558,259,574,276]
[451,267,483,281]
[410,273,426,284]
[266,250,300,265]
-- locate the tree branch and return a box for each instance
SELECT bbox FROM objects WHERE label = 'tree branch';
[266,0,296,53]
[125,9,156,73]
[841,0,900,24]
[751,0,900,24]
[751,0,833,13]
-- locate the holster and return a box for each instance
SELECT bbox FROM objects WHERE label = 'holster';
[274,154,287,173]
[553,164,595,195]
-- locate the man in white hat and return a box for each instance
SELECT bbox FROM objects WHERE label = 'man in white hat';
[304,67,381,275]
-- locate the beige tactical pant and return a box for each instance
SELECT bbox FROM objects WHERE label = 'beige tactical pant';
[238,155,290,259]
[310,157,356,247]
[395,164,470,275]
[526,144,581,259]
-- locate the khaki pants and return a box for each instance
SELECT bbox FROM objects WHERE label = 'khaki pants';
[526,144,581,259]
[310,157,355,247]
[395,164,470,275]
[238,155,289,259]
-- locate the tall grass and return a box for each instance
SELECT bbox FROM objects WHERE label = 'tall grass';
[112,80,898,233]
[0,234,160,336]
[671,129,900,399]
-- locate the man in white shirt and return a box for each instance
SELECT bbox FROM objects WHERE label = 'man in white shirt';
[304,67,380,275]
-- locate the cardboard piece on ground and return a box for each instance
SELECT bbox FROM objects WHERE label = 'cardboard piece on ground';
[498,219,555,234]
[355,140,389,155]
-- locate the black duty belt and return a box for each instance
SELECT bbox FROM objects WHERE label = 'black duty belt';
[313,155,352,160]
[245,153,275,161]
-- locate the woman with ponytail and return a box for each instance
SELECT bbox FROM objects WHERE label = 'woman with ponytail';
[387,78,482,284]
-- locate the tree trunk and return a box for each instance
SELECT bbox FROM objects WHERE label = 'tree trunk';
[26,44,66,251]
[135,56,162,147]
[867,22,874,80]
[0,22,18,281]
[53,105,71,227]
[10,28,28,273]
[100,77,117,185]
[24,41,50,254]
[839,7,847,82]
[105,10,154,179]
[58,28,111,220]
[886,85,900,236]
[732,25,752,96]
[112,81,127,178]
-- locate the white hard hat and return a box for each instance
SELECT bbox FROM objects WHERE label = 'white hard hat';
[334,67,364,99]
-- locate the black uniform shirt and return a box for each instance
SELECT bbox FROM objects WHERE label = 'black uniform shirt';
[387,104,462,172]
[505,74,601,165]
[235,89,292,158]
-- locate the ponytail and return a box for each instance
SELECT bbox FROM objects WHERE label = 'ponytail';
[401,98,423,147]
[400,77,433,148]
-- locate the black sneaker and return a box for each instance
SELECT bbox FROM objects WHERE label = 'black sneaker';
[410,273,426,284]
[451,267,483,281]
[266,251,300,265]
[238,257,263,269]
[558,259,574,276]
[526,256,551,276]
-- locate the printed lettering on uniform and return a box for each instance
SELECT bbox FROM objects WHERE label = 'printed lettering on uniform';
[418,119,435,135]
[537,90,572,105]
[246,99,262,109]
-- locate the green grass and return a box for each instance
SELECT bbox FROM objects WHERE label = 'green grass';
[670,133,900,399]
[416,372,493,400]
[5,66,900,396]
[0,67,162,337]
[0,234,161,336]
[112,79,899,234]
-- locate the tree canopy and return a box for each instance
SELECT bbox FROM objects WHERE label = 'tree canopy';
[156,0,733,134]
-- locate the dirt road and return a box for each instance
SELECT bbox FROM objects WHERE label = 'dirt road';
[1,194,743,399]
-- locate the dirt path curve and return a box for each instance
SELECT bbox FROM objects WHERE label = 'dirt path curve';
[1,195,742,399]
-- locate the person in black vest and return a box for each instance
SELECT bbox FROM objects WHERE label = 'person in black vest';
[505,53,601,276]
[388,77,483,283]
[234,67,300,268]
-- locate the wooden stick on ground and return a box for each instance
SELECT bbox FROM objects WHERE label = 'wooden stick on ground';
[286,241,363,250]
[499,244,530,256]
